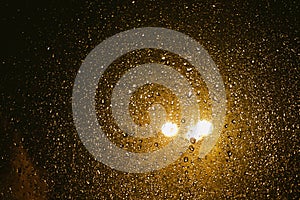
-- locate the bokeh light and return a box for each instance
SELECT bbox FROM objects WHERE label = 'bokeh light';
[186,120,213,141]
[161,122,178,137]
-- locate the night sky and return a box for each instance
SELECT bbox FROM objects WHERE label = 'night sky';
[0,0,299,199]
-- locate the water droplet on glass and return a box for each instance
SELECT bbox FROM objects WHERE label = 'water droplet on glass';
[190,138,196,144]
[227,151,232,158]
[189,145,194,151]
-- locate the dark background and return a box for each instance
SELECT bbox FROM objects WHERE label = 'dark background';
[0,0,299,199]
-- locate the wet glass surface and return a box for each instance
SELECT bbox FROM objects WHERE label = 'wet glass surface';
[0,0,299,199]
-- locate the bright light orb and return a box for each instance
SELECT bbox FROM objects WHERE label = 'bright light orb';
[186,120,213,141]
[161,122,178,137]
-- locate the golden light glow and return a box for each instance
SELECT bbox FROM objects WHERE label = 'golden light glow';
[186,120,213,141]
[161,122,178,137]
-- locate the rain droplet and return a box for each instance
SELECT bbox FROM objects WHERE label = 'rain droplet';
[227,151,232,158]
[184,157,188,162]
[190,138,196,144]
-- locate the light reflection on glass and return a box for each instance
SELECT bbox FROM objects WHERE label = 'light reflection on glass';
[161,120,213,141]
[186,120,213,141]
[161,122,178,137]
